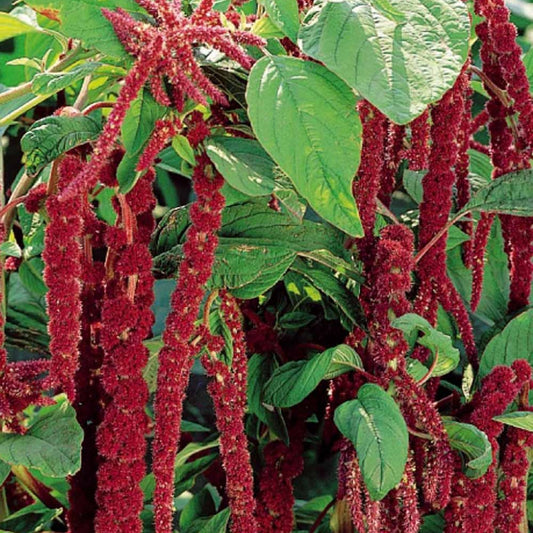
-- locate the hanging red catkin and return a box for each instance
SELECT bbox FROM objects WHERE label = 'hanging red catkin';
[65,175,108,533]
[202,292,257,533]
[379,123,405,206]
[337,442,365,533]
[152,154,225,533]
[42,155,85,400]
[256,420,306,533]
[352,101,387,266]
[94,167,156,533]
[407,109,430,171]
[494,425,533,532]
[415,65,478,368]
[444,361,530,532]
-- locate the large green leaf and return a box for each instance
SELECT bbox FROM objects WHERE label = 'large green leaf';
[246,56,363,236]
[392,313,460,377]
[298,0,470,124]
[0,401,83,477]
[334,384,408,500]
[198,508,230,533]
[21,115,101,175]
[479,309,533,378]
[0,8,41,43]
[263,0,300,41]
[443,421,492,478]
[204,137,277,197]
[461,168,533,217]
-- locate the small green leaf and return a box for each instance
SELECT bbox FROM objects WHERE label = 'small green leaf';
[21,115,101,175]
[278,311,315,329]
[392,313,460,377]
[263,349,334,408]
[323,344,363,380]
[252,16,286,39]
[298,0,470,124]
[18,257,47,298]
[443,420,492,478]
[0,401,83,477]
[479,309,533,378]
[247,354,289,443]
[0,241,22,258]
[205,137,277,197]
[493,411,533,432]
[172,135,196,166]
[334,384,409,500]
[246,56,363,236]
[263,0,300,41]
[403,169,424,204]
[0,460,10,486]
[32,62,101,96]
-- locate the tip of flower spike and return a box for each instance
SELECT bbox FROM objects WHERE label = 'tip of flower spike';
[512,360,531,383]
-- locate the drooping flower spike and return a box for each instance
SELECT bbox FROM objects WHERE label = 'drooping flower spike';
[152,153,225,533]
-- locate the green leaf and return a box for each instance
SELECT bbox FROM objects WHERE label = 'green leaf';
[118,88,167,193]
[298,0,470,124]
[263,0,300,41]
[252,16,286,39]
[0,9,41,43]
[323,344,363,379]
[0,241,22,258]
[334,384,409,500]
[205,137,277,197]
[173,135,196,166]
[263,349,334,408]
[21,115,101,175]
[392,313,460,377]
[0,460,10,486]
[247,354,289,443]
[31,61,101,95]
[180,487,216,531]
[479,309,533,378]
[197,508,230,533]
[0,401,83,477]
[246,56,363,236]
[443,420,492,478]
[403,169,424,204]
[18,257,47,298]
[493,411,533,432]
[278,311,315,329]
[58,0,145,58]
[462,168,533,217]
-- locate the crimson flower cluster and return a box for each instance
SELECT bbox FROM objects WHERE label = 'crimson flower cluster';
[152,153,225,533]
[42,155,85,400]
[202,292,257,533]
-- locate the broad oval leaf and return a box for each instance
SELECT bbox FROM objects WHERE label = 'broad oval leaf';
[205,137,277,197]
[479,309,533,378]
[298,0,470,124]
[392,313,459,377]
[334,384,409,500]
[263,349,335,408]
[443,420,492,479]
[246,56,363,236]
[21,115,101,175]
[462,168,533,217]
[0,401,83,477]
[263,0,300,41]
[493,411,533,432]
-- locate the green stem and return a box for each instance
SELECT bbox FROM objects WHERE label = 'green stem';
[0,45,90,107]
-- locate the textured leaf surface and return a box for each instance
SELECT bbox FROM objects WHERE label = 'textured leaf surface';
[444,421,492,478]
[263,0,300,41]
[32,62,102,95]
[493,411,533,432]
[479,309,533,378]
[298,0,470,124]
[0,402,83,477]
[463,169,533,216]
[21,115,101,175]
[334,384,408,500]
[205,137,277,196]
[247,56,363,236]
